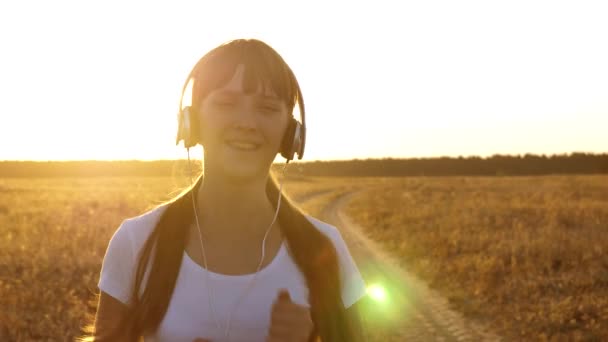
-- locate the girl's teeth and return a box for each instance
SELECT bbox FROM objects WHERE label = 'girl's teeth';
[228,141,258,150]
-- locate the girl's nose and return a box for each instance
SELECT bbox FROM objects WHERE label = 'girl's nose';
[234,115,256,132]
[233,101,258,131]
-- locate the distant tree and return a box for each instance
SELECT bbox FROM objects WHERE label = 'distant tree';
[0,153,606,177]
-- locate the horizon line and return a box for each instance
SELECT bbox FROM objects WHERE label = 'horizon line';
[1,151,606,163]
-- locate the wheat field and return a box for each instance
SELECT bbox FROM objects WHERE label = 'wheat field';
[0,175,606,341]
[345,175,608,341]
[0,175,351,341]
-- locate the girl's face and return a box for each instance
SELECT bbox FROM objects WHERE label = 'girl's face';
[198,64,290,180]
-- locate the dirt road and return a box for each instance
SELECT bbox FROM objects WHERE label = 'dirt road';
[301,190,502,342]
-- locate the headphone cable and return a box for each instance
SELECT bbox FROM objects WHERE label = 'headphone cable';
[187,149,289,340]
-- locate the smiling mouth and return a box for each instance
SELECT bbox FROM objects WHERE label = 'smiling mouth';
[225,140,261,151]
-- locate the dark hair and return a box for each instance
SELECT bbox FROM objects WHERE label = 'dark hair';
[185,39,305,148]
[84,39,356,341]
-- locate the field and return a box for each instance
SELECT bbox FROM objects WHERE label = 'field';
[0,175,350,341]
[0,175,607,341]
[345,176,608,341]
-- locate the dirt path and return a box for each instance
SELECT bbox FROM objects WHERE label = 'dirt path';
[302,190,502,342]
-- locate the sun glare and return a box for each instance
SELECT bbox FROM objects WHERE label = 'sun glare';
[1,1,607,161]
[367,283,388,303]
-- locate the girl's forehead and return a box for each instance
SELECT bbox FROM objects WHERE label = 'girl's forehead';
[212,64,279,99]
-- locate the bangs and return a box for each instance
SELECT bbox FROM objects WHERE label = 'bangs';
[191,40,299,113]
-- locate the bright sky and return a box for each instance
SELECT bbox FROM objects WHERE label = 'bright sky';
[0,0,607,161]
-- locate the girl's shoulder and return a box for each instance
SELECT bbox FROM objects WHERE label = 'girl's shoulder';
[304,215,339,237]
[121,204,168,230]
[303,215,350,254]
[303,215,367,307]
[98,204,170,304]
[111,204,169,249]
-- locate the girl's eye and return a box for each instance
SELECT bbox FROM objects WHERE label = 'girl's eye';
[215,100,235,108]
[257,103,281,113]
[261,106,279,112]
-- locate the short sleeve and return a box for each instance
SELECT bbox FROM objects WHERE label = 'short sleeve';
[329,228,368,308]
[98,220,136,305]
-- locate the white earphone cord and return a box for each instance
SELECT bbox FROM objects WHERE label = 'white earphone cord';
[187,149,289,341]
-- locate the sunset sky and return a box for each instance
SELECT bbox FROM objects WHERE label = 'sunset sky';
[0,0,606,162]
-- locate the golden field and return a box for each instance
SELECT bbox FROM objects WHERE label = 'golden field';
[0,175,350,341]
[344,176,608,341]
[0,175,606,341]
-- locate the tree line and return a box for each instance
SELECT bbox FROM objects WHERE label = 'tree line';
[0,153,606,178]
[281,153,608,177]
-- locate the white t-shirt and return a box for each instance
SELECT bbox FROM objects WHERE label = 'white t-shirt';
[98,205,367,342]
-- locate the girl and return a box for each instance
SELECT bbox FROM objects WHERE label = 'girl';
[89,39,367,341]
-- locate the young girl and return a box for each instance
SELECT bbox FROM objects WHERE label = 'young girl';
[90,39,367,341]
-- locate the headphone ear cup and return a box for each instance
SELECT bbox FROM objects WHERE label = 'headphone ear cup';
[189,106,200,146]
[279,117,296,160]
[176,106,199,148]
[280,117,303,160]
[176,107,188,146]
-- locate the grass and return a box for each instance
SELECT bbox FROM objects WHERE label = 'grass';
[1,175,606,340]
[0,177,188,341]
[344,175,608,341]
[0,175,346,341]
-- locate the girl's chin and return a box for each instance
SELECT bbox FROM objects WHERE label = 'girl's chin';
[219,156,270,180]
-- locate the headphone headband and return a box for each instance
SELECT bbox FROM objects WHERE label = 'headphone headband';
[176,62,306,161]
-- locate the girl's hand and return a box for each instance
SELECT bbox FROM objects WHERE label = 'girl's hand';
[267,289,314,342]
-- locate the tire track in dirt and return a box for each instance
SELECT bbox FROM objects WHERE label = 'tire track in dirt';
[299,190,502,342]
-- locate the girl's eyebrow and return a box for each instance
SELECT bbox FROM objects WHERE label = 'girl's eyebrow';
[215,90,280,101]
[213,90,239,98]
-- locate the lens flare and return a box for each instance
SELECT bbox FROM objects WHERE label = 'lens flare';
[366,284,387,302]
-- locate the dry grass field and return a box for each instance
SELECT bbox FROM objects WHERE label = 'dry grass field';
[0,177,189,341]
[344,176,608,341]
[0,175,349,341]
[0,174,606,341]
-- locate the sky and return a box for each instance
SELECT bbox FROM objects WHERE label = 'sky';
[0,0,606,162]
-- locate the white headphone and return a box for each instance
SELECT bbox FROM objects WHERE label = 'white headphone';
[175,56,307,161]
[176,61,301,339]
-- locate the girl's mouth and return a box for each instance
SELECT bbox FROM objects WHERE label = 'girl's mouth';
[226,140,261,151]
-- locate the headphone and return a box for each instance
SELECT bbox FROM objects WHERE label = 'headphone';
[174,59,304,340]
[175,64,307,161]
